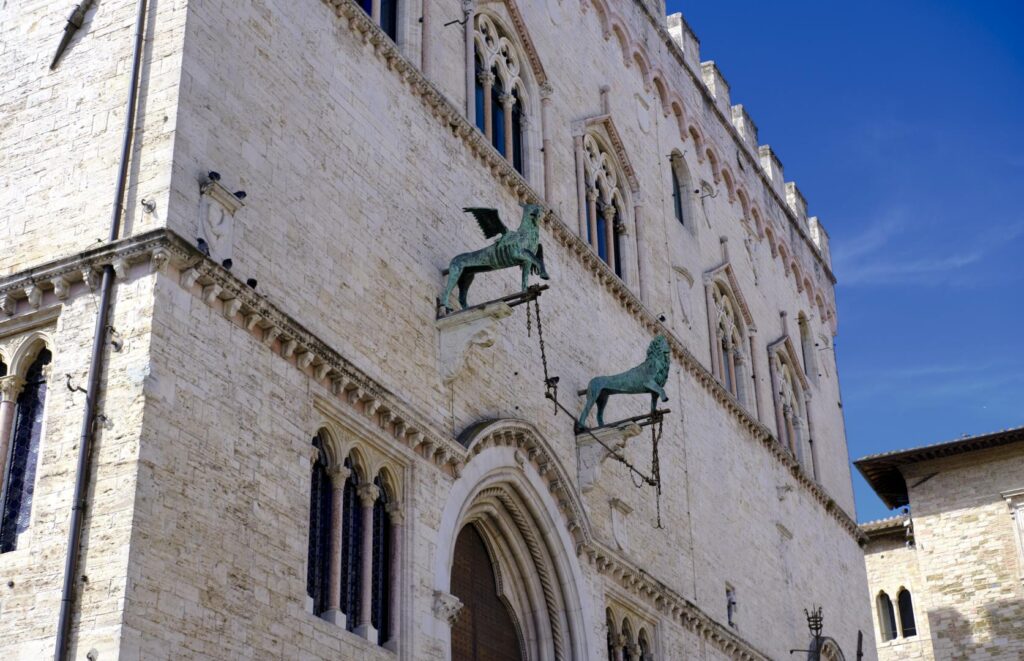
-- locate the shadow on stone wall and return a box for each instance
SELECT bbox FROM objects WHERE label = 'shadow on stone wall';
[927,597,1024,658]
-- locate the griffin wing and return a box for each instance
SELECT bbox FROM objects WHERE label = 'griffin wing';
[463,207,508,240]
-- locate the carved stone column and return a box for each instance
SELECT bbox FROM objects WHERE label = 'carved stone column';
[768,353,786,447]
[574,134,587,238]
[614,636,626,661]
[463,1,476,121]
[384,502,404,652]
[604,204,618,275]
[748,331,763,422]
[0,376,25,498]
[587,189,599,252]
[726,342,737,396]
[479,71,495,142]
[540,83,553,198]
[323,465,351,626]
[633,199,650,304]
[703,280,719,379]
[500,93,515,159]
[355,483,380,642]
[804,392,819,480]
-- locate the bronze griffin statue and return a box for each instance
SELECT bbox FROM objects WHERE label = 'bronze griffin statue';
[440,204,549,312]
[578,336,671,429]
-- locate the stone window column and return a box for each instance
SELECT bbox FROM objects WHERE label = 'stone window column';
[632,200,649,304]
[748,332,763,422]
[704,282,719,379]
[573,134,587,238]
[1001,489,1024,579]
[613,635,626,661]
[587,188,600,251]
[604,204,618,276]
[0,376,25,498]
[804,393,819,480]
[384,502,404,652]
[479,71,495,142]
[725,341,738,397]
[463,0,476,121]
[500,92,515,159]
[355,483,380,642]
[371,0,381,22]
[540,84,553,199]
[768,354,786,448]
[323,465,351,626]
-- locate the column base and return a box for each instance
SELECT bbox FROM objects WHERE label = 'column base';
[355,623,379,645]
[322,609,347,628]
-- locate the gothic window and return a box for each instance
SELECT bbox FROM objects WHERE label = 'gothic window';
[582,133,629,279]
[371,475,392,645]
[670,153,693,229]
[451,524,524,661]
[474,14,528,175]
[877,591,897,642]
[605,610,617,660]
[710,284,748,404]
[621,619,635,661]
[0,349,50,556]
[777,357,804,460]
[897,589,916,637]
[306,435,332,615]
[340,457,362,631]
[0,348,51,553]
[359,0,399,41]
[726,585,738,628]
[637,629,652,661]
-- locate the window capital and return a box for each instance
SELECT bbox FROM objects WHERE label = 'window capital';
[0,375,25,403]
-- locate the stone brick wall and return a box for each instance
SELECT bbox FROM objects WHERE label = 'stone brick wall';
[1,0,874,658]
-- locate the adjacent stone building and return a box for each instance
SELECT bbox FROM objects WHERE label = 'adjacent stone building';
[857,428,1024,660]
[1,0,873,659]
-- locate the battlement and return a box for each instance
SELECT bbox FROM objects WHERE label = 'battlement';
[758,145,785,197]
[666,13,700,75]
[700,61,731,117]
[731,105,758,154]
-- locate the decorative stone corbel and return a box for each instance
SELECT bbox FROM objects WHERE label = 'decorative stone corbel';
[51,276,71,300]
[25,284,43,310]
[0,293,14,316]
[82,267,99,291]
[150,248,171,274]
[435,301,513,384]
[432,590,464,626]
[576,422,642,493]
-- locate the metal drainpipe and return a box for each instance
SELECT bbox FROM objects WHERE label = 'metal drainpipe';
[54,0,148,657]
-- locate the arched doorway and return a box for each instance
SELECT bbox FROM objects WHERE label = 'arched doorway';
[451,525,524,661]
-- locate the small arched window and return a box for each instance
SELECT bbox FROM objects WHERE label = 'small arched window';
[371,476,393,645]
[582,133,630,279]
[897,589,917,637]
[638,629,652,661]
[359,0,399,41]
[798,313,816,382]
[877,591,897,642]
[0,348,51,553]
[306,435,332,615]
[605,610,617,661]
[621,619,635,661]
[340,457,362,631]
[710,283,748,405]
[671,165,685,227]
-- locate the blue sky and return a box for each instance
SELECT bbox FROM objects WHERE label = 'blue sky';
[667,1,1024,521]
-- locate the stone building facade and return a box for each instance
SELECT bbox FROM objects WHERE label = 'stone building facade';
[1,0,873,659]
[857,428,1024,660]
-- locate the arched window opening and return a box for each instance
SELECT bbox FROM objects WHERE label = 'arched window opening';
[710,284,747,405]
[877,592,897,642]
[306,435,332,615]
[0,348,51,553]
[474,14,528,175]
[451,524,524,661]
[359,0,399,41]
[777,358,804,461]
[897,589,917,637]
[0,359,7,377]
[371,476,393,645]
[620,619,636,661]
[671,164,685,227]
[638,629,652,661]
[605,610,617,661]
[582,133,629,279]
[340,457,362,631]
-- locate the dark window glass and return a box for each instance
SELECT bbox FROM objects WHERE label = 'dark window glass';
[612,210,623,278]
[360,0,372,16]
[340,459,362,631]
[306,435,333,615]
[474,58,486,133]
[371,477,392,644]
[491,74,506,156]
[878,592,897,641]
[511,94,523,174]
[898,590,917,637]
[0,349,51,553]
[596,202,608,263]
[380,0,398,41]
[672,166,684,226]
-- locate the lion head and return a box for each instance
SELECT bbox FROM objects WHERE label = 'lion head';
[646,335,671,386]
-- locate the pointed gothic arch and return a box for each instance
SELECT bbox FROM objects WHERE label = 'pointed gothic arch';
[435,420,593,661]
